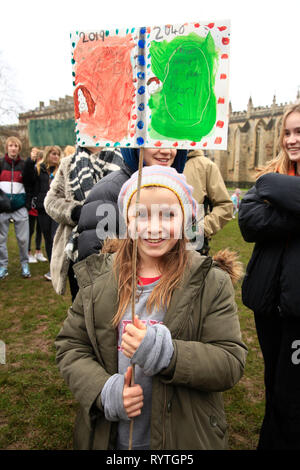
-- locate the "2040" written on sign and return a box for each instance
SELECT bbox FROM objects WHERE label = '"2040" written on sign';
[153,24,185,40]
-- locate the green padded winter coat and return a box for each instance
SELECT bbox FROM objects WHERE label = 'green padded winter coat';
[55,250,247,450]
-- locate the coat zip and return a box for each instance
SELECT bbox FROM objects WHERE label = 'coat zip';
[162,383,167,449]
[11,160,14,196]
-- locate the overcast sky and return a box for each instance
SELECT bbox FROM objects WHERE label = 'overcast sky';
[1,0,299,123]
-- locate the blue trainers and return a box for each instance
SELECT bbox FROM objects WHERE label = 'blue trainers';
[21,263,31,278]
[0,267,8,280]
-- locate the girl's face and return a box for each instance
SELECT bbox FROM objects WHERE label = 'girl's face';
[143,148,177,167]
[128,187,183,261]
[48,149,60,166]
[283,111,300,164]
[7,141,20,159]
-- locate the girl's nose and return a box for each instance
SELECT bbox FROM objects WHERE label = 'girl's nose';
[287,133,297,144]
[148,213,162,237]
[159,148,172,155]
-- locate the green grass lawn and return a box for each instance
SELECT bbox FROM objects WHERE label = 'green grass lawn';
[210,219,264,450]
[0,218,264,450]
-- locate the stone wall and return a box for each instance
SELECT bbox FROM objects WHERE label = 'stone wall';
[0,95,74,158]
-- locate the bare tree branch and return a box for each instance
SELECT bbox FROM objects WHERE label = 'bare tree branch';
[0,51,24,124]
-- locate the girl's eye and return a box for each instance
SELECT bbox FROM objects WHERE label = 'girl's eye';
[162,211,175,219]
[137,211,147,219]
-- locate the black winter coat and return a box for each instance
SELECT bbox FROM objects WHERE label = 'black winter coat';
[0,155,35,211]
[77,163,133,260]
[34,164,55,213]
[239,172,300,317]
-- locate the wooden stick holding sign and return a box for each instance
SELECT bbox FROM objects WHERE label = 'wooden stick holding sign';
[128,147,144,450]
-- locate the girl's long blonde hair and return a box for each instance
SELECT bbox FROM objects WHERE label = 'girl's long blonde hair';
[102,237,189,328]
[257,102,300,177]
[37,146,61,176]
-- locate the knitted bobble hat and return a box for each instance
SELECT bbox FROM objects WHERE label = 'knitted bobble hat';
[118,165,198,232]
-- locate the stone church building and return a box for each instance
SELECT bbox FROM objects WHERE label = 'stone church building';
[1,92,299,186]
[208,94,299,186]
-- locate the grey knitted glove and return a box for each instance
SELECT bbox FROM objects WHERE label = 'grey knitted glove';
[131,323,174,376]
[99,373,130,422]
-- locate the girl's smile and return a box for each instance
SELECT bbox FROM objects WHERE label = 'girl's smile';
[143,238,164,244]
[142,148,177,167]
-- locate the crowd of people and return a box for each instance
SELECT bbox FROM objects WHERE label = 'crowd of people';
[1,101,300,451]
[0,140,76,281]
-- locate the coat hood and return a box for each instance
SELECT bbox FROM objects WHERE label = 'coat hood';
[212,248,244,285]
[120,148,187,173]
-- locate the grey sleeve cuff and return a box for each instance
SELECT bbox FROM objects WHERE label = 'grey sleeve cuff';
[131,324,174,376]
[100,374,130,422]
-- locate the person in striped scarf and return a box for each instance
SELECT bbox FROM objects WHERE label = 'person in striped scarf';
[44,145,123,300]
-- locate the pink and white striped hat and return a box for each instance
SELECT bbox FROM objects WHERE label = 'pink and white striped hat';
[118,165,198,232]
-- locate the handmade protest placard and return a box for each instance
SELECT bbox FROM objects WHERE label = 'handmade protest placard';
[70,21,230,149]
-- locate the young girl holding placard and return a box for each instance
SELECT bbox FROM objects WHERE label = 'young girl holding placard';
[55,165,247,450]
